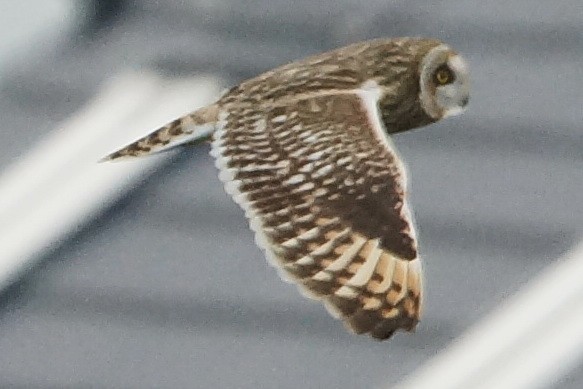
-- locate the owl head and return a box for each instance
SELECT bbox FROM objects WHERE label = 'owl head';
[368,38,469,133]
[418,43,470,120]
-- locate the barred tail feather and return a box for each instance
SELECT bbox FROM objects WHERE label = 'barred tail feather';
[102,104,219,161]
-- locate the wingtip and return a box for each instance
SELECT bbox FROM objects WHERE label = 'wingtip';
[98,151,131,163]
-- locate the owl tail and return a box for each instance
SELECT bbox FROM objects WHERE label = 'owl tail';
[101,103,220,162]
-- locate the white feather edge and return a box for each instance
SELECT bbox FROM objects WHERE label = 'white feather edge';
[358,79,422,270]
[345,81,424,319]
[211,82,425,322]
[211,115,347,307]
[210,113,312,294]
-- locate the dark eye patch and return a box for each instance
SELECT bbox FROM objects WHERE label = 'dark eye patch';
[433,64,455,85]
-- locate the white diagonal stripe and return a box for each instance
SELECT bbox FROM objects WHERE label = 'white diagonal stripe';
[347,239,383,288]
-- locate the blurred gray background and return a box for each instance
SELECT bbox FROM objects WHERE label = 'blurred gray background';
[0,0,582,388]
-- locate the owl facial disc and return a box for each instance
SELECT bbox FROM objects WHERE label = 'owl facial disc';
[419,44,470,119]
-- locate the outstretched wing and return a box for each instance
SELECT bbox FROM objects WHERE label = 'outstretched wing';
[211,87,422,340]
[102,104,219,161]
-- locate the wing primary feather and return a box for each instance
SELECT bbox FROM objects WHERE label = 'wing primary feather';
[211,87,423,340]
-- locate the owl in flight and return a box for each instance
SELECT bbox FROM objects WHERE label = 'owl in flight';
[104,37,470,340]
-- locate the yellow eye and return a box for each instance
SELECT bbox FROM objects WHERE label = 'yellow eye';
[434,66,454,85]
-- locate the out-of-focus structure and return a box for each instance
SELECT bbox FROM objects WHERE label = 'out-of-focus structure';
[0,1,582,388]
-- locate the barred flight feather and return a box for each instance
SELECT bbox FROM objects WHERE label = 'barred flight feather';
[211,86,423,339]
[102,37,471,340]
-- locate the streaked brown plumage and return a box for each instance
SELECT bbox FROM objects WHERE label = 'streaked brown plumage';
[103,37,470,340]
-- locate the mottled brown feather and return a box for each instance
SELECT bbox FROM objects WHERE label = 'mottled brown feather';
[101,37,466,340]
[212,90,423,340]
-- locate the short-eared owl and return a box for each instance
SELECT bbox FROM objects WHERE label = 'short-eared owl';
[104,37,470,340]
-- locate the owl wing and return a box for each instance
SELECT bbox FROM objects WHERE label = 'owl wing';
[211,87,422,340]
